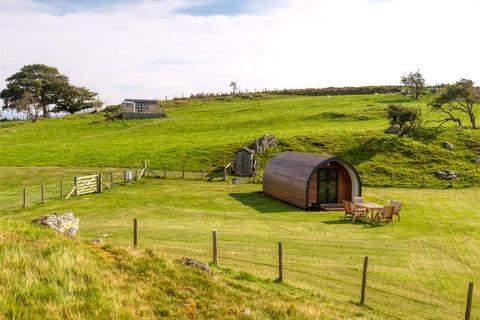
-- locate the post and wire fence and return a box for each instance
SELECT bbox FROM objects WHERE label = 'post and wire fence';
[126,223,476,318]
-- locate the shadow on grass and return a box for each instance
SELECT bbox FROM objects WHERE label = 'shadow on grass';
[340,136,399,166]
[229,191,299,213]
[322,218,383,228]
[408,127,445,144]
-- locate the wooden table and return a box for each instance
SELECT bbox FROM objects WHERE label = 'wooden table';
[357,202,384,223]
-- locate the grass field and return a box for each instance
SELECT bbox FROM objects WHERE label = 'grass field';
[1,93,479,319]
[1,93,479,187]
[2,169,478,319]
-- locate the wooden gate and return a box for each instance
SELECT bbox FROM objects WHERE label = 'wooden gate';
[65,173,108,199]
[75,174,99,196]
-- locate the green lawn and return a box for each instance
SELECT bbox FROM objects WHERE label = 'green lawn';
[1,92,479,319]
[1,94,479,187]
[3,174,478,319]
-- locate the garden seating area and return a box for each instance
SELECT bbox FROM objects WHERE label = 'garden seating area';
[343,198,402,225]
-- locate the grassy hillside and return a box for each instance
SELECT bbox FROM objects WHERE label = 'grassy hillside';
[2,172,478,319]
[1,219,344,320]
[1,93,479,187]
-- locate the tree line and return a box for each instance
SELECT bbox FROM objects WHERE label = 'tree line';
[0,64,100,121]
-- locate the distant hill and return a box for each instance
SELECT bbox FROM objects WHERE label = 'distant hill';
[0,93,478,188]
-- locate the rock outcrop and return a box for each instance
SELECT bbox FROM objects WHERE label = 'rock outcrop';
[180,256,213,275]
[435,170,460,180]
[442,141,455,150]
[33,212,79,237]
[253,134,278,154]
[384,125,400,134]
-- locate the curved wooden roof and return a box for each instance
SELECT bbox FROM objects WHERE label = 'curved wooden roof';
[263,152,361,209]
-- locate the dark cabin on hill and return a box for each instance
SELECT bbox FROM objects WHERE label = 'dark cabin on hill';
[263,152,362,210]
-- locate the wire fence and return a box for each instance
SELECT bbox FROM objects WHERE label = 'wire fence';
[122,222,476,319]
[0,162,477,318]
[0,159,477,212]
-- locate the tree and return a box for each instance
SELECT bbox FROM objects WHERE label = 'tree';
[430,79,479,129]
[14,91,43,122]
[385,104,422,136]
[401,70,425,99]
[0,64,70,118]
[53,85,98,114]
[229,81,239,95]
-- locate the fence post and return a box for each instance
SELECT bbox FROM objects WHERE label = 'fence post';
[123,170,127,186]
[360,256,368,305]
[60,181,64,200]
[253,172,257,183]
[41,184,45,205]
[465,282,474,320]
[133,218,138,249]
[135,166,138,181]
[223,167,227,181]
[182,162,185,178]
[22,187,26,209]
[110,172,114,189]
[212,230,218,265]
[143,160,147,177]
[278,242,283,282]
[98,173,103,193]
[74,177,78,196]
[201,163,204,180]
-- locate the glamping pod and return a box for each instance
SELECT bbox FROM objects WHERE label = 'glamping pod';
[263,152,362,210]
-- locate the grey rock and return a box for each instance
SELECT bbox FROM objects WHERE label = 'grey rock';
[91,238,103,245]
[181,256,213,275]
[384,125,400,134]
[33,212,79,237]
[435,170,460,180]
[442,141,455,150]
[253,134,278,154]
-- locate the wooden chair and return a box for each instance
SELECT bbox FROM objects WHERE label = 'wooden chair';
[344,201,365,223]
[353,197,363,204]
[379,205,394,225]
[390,200,402,221]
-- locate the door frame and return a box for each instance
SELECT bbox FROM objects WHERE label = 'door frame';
[317,168,339,204]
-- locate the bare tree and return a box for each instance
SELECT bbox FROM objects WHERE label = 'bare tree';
[229,81,239,96]
[401,70,425,99]
[15,91,43,122]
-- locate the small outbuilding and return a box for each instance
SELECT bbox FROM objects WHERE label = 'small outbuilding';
[263,152,362,210]
[233,147,257,176]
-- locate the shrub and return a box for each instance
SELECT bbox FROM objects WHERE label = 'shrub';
[385,104,422,137]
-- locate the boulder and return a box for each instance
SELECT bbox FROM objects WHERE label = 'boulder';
[384,125,400,134]
[33,212,79,237]
[253,134,278,154]
[180,256,213,275]
[442,141,455,150]
[91,238,103,245]
[435,170,460,180]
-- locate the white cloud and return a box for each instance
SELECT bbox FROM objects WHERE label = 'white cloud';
[1,0,479,104]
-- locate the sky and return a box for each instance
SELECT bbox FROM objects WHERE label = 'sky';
[1,0,479,105]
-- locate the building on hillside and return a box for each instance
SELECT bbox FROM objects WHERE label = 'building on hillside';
[263,152,362,211]
[121,99,166,119]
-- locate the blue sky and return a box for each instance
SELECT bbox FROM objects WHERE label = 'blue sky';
[1,0,480,104]
[28,0,255,15]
